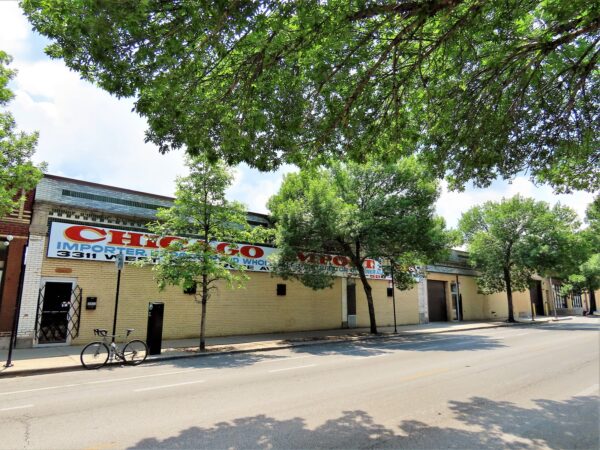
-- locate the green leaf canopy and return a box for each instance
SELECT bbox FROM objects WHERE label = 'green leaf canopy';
[268,157,449,333]
[458,195,581,321]
[22,0,600,192]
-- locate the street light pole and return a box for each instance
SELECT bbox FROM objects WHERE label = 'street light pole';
[3,235,21,368]
[111,253,124,343]
[390,259,397,333]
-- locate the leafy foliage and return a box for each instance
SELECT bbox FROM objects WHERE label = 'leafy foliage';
[22,0,600,192]
[458,195,581,321]
[268,157,449,333]
[143,155,263,350]
[0,51,43,217]
[559,196,600,301]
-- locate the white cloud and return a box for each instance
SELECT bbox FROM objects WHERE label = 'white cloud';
[8,57,186,197]
[227,164,297,213]
[0,3,30,57]
[437,177,595,229]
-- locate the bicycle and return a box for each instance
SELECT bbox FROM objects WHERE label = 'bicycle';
[80,328,148,369]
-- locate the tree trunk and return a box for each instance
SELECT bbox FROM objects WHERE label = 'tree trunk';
[356,261,377,334]
[199,274,208,351]
[504,268,515,322]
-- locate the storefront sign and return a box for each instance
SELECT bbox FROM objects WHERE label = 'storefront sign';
[47,222,389,279]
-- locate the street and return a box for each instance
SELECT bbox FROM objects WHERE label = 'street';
[1,318,598,449]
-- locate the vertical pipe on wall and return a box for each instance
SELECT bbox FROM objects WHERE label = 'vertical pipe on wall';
[455,274,462,321]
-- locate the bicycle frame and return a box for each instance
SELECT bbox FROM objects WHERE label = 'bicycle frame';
[81,328,148,370]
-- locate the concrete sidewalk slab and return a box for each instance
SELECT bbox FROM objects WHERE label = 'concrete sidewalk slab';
[0,317,571,378]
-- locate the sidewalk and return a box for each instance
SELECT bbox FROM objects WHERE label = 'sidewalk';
[0,317,568,378]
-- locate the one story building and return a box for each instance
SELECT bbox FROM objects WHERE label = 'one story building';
[13,174,594,348]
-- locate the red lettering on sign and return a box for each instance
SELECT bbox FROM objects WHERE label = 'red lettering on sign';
[108,230,143,247]
[159,236,186,248]
[216,242,239,256]
[319,255,332,265]
[332,256,349,267]
[64,225,106,243]
[143,235,159,249]
[240,245,264,258]
[297,252,316,263]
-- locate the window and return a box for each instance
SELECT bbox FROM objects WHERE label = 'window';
[552,283,567,309]
[450,282,462,321]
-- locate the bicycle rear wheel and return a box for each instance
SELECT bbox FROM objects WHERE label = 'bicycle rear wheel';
[123,340,148,365]
[80,342,110,369]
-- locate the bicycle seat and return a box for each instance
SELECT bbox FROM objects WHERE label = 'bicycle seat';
[126,328,135,336]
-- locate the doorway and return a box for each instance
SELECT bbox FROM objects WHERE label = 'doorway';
[529,281,545,316]
[347,281,357,328]
[427,280,448,322]
[36,279,81,344]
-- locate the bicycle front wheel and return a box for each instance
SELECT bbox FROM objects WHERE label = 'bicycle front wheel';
[123,340,148,365]
[80,342,110,369]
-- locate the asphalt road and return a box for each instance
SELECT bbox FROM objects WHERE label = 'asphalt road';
[0,318,598,449]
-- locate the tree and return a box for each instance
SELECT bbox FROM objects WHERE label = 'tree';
[268,157,448,334]
[0,50,43,217]
[144,155,261,351]
[22,1,599,192]
[559,196,600,312]
[458,195,580,322]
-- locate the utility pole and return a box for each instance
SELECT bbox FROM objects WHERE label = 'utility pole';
[111,253,124,343]
[390,259,397,333]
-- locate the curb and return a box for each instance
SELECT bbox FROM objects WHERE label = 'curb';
[0,320,563,379]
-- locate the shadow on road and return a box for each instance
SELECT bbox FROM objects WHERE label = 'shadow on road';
[289,333,506,357]
[128,395,598,449]
[143,351,294,371]
[535,322,600,332]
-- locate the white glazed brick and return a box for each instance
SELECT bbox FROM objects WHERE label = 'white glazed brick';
[17,235,46,337]
[418,277,429,324]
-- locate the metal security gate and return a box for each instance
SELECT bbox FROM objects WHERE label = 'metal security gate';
[35,282,82,344]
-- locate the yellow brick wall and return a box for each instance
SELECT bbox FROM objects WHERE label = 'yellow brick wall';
[354,279,419,327]
[484,290,532,320]
[40,257,342,344]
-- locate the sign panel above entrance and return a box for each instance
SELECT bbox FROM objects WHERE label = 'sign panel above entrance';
[47,222,389,279]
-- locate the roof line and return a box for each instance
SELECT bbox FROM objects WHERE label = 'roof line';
[43,174,271,219]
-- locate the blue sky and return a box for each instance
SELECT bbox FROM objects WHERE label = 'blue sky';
[0,3,594,228]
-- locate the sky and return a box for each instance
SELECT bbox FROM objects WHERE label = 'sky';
[0,2,595,228]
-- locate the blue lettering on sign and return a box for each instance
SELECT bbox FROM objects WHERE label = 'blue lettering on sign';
[126,248,135,255]
[80,244,91,251]
[105,247,116,253]
[243,258,264,265]
[61,242,79,251]
[135,249,146,256]
[91,245,104,252]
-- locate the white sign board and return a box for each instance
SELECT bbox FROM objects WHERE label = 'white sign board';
[47,222,389,279]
